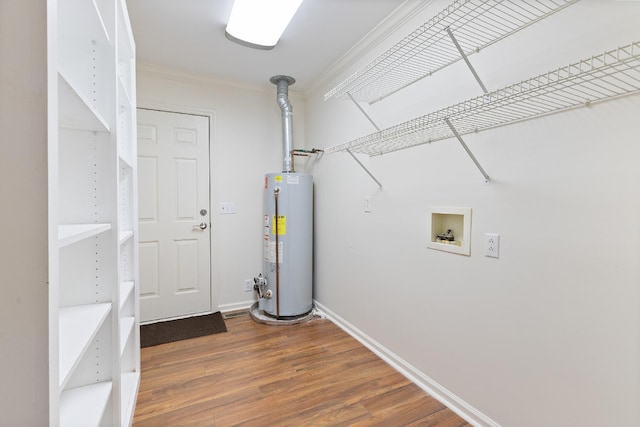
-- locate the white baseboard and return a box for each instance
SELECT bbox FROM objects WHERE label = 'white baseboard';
[218,300,254,314]
[313,300,500,427]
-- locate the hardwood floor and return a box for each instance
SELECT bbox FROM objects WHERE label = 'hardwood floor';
[133,313,471,427]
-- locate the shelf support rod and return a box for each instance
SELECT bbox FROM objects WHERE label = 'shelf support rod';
[344,92,382,188]
[446,27,488,94]
[347,92,381,131]
[445,118,490,183]
[346,149,383,188]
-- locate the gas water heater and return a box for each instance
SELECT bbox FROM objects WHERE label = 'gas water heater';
[254,76,313,319]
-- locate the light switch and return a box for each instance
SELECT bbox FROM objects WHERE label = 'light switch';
[219,202,236,214]
[363,196,372,213]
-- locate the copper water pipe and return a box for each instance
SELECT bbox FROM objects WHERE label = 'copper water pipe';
[274,187,280,319]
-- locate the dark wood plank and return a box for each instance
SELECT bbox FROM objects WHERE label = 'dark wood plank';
[133,314,472,426]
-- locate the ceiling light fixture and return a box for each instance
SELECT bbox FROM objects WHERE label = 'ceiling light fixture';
[225,0,303,50]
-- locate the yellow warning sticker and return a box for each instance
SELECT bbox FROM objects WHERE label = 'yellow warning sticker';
[274,175,283,183]
[272,215,286,235]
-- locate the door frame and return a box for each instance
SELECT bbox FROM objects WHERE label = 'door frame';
[137,101,218,317]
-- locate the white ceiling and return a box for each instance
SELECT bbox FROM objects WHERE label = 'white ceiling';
[126,0,407,92]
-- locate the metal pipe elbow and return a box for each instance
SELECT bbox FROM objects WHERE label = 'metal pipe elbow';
[276,88,292,114]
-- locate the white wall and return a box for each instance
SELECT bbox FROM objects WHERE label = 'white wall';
[0,1,49,425]
[136,66,307,312]
[306,1,640,426]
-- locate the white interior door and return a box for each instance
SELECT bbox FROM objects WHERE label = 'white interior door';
[137,108,211,322]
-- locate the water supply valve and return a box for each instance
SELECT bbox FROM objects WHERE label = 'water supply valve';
[253,274,271,299]
[436,229,455,242]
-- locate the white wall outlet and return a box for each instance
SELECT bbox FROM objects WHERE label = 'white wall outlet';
[363,196,372,213]
[243,279,253,292]
[484,233,500,258]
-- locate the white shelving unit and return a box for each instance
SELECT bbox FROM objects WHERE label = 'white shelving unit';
[115,1,141,423]
[326,41,640,156]
[324,0,578,104]
[49,0,139,426]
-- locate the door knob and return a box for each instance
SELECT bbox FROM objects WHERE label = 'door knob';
[193,222,208,230]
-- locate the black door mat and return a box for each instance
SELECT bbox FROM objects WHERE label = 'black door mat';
[141,312,227,348]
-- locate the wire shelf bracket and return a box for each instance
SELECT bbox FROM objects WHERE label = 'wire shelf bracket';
[445,118,490,183]
[346,93,383,188]
[324,0,579,104]
[446,27,488,95]
[347,92,381,131]
[346,149,383,189]
[325,41,640,159]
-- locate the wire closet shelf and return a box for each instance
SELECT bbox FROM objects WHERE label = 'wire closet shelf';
[324,0,578,104]
[326,41,640,156]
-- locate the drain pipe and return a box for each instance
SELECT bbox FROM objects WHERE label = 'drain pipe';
[270,75,296,173]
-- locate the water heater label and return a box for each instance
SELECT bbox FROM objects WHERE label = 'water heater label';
[263,236,270,261]
[274,175,283,183]
[272,215,286,235]
[287,175,299,184]
[264,241,283,263]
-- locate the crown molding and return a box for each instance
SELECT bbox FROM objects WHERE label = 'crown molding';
[304,0,436,98]
[136,61,276,95]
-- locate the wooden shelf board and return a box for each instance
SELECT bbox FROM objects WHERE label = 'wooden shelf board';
[59,303,112,389]
[119,152,134,169]
[119,281,135,311]
[58,223,111,248]
[60,381,112,427]
[121,372,140,427]
[119,316,135,355]
[58,71,111,133]
[119,230,134,245]
[118,75,133,109]
[59,0,110,45]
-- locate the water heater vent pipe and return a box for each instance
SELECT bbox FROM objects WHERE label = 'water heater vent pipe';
[270,75,296,173]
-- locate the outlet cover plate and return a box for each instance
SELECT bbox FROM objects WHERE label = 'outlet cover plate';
[484,233,500,258]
